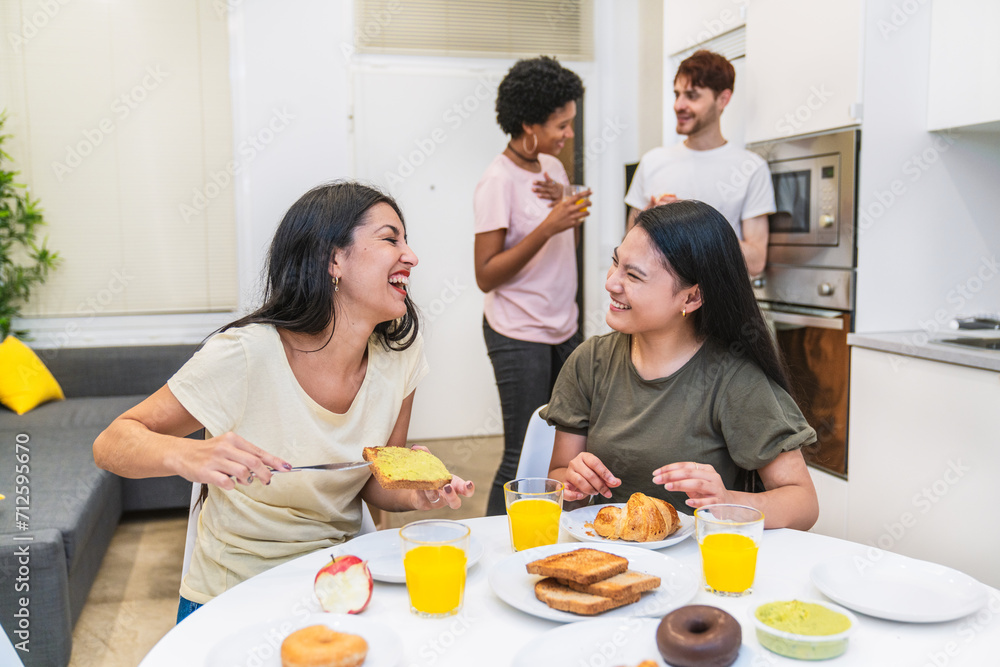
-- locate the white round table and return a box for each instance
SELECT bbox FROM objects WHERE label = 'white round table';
[140,515,999,666]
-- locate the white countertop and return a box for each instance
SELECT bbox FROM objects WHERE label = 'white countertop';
[848,330,1000,372]
[139,516,1000,667]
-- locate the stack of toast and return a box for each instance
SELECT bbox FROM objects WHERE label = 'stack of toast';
[526,548,661,615]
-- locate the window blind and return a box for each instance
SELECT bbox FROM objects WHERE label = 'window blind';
[355,0,594,60]
[0,0,237,319]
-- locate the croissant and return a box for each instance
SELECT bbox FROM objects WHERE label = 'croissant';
[592,492,680,542]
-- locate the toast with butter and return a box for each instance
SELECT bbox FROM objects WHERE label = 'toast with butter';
[362,446,451,490]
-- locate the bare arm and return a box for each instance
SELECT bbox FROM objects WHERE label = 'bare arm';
[653,449,818,530]
[474,194,589,293]
[93,385,291,491]
[361,392,474,512]
[740,215,769,276]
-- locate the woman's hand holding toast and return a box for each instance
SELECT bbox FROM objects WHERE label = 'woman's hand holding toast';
[409,445,474,510]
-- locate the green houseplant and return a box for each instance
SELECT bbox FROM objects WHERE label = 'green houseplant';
[0,110,59,339]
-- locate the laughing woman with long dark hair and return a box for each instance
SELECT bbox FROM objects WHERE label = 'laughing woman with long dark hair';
[94,182,473,620]
[544,200,819,530]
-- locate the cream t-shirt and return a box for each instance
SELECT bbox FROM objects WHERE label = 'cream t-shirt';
[168,323,429,603]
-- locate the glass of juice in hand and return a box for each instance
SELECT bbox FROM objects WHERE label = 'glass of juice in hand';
[695,504,764,597]
[400,520,470,617]
[564,184,590,213]
[503,478,564,551]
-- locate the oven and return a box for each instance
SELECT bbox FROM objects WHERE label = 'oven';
[748,129,860,478]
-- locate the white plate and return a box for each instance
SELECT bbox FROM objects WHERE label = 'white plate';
[204,613,403,667]
[561,504,695,549]
[512,618,756,666]
[332,526,485,583]
[489,542,699,623]
[810,554,988,622]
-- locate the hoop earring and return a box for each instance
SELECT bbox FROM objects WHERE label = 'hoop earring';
[522,133,538,155]
[682,308,686,318]
[333,276,340,292]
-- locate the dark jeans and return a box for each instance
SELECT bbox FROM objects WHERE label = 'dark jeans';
[176,596,203,624]
[483,318,582,516]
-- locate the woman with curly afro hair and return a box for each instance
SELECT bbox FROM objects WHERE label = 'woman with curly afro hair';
[473,56,589,515]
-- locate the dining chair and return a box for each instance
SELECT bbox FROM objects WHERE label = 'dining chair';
[181,483,379,578]
[515,404,557,479]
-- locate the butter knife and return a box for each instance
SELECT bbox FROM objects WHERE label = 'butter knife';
[271,461,371,473]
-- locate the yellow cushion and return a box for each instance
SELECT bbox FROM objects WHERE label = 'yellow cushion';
[0,336,65,415]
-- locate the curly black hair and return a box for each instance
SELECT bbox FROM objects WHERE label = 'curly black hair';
[495,56,584,138]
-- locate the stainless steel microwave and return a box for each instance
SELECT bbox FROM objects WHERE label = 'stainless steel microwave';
[748,129,859,271]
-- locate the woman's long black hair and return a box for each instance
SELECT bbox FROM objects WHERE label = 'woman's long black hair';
[635,200,790,393]
[219,181,419,350]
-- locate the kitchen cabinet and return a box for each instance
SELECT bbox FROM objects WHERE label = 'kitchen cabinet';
[663,1,746,54]
[846,347,1000,588]
[927,0,1000,131]
[744,0,863,143]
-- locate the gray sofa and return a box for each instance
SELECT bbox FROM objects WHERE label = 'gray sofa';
[0,345,198,667]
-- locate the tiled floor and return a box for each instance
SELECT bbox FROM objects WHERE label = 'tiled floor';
[70,435,503,666]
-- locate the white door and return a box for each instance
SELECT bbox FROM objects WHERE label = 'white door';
[352,63,510,440]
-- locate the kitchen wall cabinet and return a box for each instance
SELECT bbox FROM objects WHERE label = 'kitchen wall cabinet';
[927,0,1000,131]
[744,0,863,143]
[663,1,746,55]
[846,347,1000,588]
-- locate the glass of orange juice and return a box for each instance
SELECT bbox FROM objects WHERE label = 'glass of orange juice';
[400,520,470,617]
[503,478,564,551]
[695,504,764,597]
[563,184,590,213]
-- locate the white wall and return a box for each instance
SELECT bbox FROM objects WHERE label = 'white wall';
[20,0,356,347]
[855,1,1000,332]
[229,0,354,308]
[589,0,640,330]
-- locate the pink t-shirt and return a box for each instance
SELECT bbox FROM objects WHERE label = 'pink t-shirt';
[474,153,578,344]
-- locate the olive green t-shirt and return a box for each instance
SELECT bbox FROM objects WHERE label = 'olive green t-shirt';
[540,332,816,512]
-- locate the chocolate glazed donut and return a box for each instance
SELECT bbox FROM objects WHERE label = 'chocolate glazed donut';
[656,605,742,667]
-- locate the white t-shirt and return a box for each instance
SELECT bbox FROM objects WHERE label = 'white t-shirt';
[474,153,578,344]
[168,323,429,603]
[624,141,775,239]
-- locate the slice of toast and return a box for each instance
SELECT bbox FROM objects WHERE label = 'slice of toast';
[534,577,641,615]
[525,548,628,585]
[559,569,661,598]
[362,446,451,490]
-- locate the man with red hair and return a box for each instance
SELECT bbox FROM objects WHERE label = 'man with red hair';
[625,50,774,276]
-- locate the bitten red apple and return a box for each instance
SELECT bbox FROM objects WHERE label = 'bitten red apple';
[314,554,373,614]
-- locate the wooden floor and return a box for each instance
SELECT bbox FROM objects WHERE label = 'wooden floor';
[69,435,503,666]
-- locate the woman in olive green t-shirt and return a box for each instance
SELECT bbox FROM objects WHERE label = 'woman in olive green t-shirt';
[544,200,819,530]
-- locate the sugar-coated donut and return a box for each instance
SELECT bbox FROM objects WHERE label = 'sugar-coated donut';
[656,605,741,667]
[280,624,368,667]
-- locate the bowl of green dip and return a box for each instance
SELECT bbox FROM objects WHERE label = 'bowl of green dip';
[752,599,857,660]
